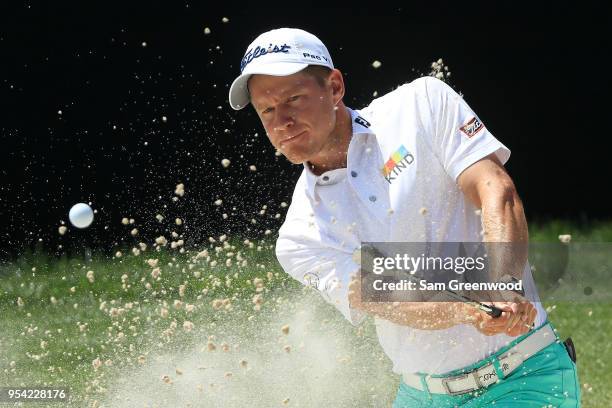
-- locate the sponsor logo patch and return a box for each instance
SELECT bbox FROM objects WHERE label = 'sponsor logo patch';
[354,116,371,128]
[459,117,485,138]
[382,145,415,184]
[303,272,320,290]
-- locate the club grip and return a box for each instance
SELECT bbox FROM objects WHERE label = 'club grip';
[486,305,503,318]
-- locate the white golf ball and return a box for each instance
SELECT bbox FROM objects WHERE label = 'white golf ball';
[69,203,94,228]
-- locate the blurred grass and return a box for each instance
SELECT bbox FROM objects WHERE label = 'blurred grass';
[0,221,611,407]
[529,218,612,242]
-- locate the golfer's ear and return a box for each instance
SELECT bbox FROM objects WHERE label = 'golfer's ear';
[329,69,345,105]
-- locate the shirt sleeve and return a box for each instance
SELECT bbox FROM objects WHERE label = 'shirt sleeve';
[421,77,511,180]
[275,215,366,326]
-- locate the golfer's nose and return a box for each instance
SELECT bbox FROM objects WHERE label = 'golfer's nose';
[273,105,295,132]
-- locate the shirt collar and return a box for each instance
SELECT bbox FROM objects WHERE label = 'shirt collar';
[303,107,374,199]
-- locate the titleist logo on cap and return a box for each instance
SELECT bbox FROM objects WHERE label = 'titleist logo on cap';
[240,43,292,72]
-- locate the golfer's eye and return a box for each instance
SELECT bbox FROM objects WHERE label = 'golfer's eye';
[262,107,274,115]
[288,95,300,102]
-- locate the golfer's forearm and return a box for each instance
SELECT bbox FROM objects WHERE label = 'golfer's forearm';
[480,181,529,280]
[355,301,468,329]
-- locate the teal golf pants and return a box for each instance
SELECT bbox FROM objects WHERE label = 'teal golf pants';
[393,322,580,407]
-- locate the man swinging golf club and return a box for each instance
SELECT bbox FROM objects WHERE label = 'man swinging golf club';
[228,27,580,407]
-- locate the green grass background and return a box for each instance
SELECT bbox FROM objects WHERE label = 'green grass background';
[1,220,610,407]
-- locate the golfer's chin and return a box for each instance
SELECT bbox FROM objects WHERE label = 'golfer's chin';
[279,149,311,165]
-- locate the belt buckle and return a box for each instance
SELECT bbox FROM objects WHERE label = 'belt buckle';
[440,373,476,396]
[441,361,492,396]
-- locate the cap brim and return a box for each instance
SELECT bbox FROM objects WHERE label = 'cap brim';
[228,62,309,111]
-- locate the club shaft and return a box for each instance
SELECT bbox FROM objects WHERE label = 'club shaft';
[444,290,503,317]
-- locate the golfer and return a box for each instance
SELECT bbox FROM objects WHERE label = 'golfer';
[228,27,580,407]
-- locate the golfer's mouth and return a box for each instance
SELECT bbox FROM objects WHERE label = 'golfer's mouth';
[281,131,306,145]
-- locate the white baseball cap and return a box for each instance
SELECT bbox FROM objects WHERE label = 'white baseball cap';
[228,28,334,111]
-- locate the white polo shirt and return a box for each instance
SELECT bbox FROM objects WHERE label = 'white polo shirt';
[275,76,546,375]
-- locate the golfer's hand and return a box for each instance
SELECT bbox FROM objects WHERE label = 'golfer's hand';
[466,298,537,337]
